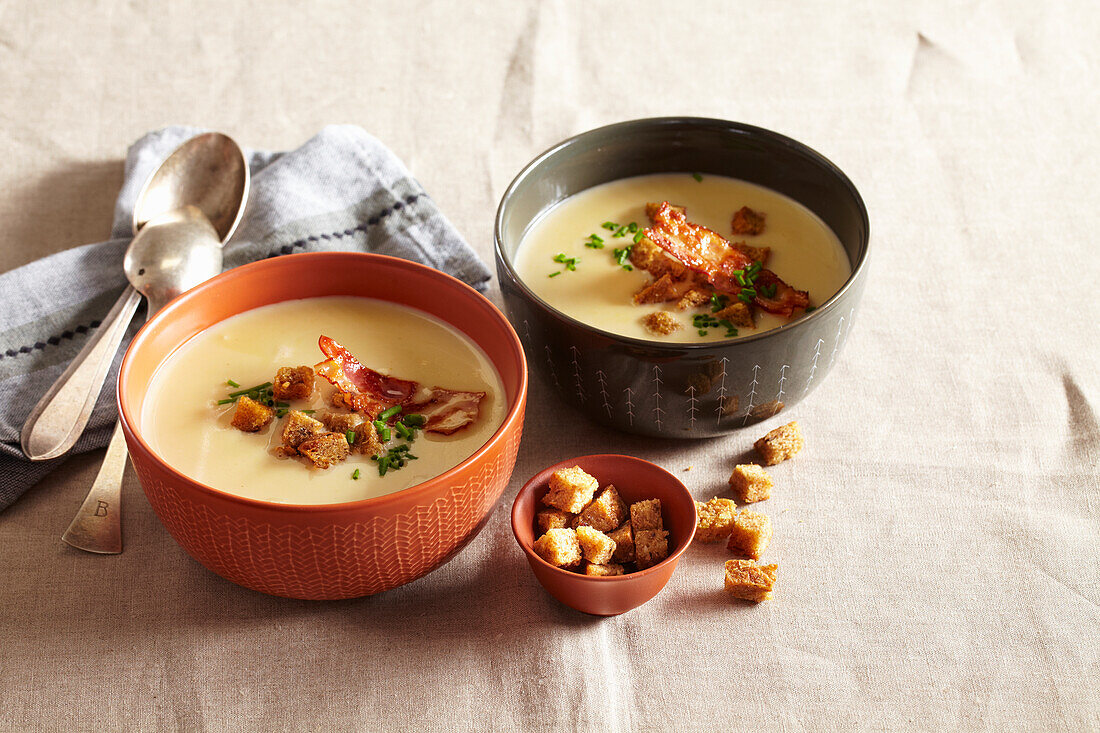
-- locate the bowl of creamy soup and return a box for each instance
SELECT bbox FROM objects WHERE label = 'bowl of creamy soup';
[495,117,869,437]
[117,252,527,599]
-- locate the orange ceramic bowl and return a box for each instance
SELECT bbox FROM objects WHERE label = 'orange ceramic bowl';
[118,252,528,600]
[512,455,697,616]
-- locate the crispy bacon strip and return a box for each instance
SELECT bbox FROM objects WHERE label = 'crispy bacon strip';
[643,202,809,317]
[314,336,485,434]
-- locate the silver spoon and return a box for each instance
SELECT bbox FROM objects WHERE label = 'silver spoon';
[20,132,248,462]
[61,206,225,554]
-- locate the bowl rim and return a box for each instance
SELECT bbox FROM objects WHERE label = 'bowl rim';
[493,115,871,349]
[117,250,529,514]
[511,453,698,582]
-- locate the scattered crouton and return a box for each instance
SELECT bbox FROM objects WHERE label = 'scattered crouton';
[281,410,326,450]
[536,508,573,535]
[533,528,582,568]
[635,529,670,569]
[645,201,686,222]
[729,464,773,504]
[724,559,777,602]
[714,301,754,329]
[754,421,804,465]
[726,510,772,560]
[608,522,636,563]
[230,395,274,432]
[320,412,382,457]
[318,410,364,434]
[695,497,740,543]
[731,206,766,236]
[731,241,771,264]
[543,466,600,513]
[629,239,689,280]
[584,562,625,577]
[676,288,713,311]
[630,499,663,532]
[642,311,681,336]
[573,485,627,533]
[576,526,617,565]
[634,274,680,305]
[297,432,351,469]
[273,365,314,401]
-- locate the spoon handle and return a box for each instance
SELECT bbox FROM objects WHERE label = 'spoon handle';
[60,421,127,554]
[20,285,142,461]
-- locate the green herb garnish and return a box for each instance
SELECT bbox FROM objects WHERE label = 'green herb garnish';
[710,293,729,313]
[345,430,356,445]
[548,271,562,278]
[627,222,638,233]
[395,422,412,440]
[612,225,627,238]
[692,172,703,182]
[227,381,273,398]
[404,413,426,427]
[552,253,579,271]
[216,398,235,405]
[613,245,634,271]
[632,231,645,244]
[601,221,619,231]
[378,405,402,422]
[372,443,419,476]
[584,233,605,249]
[352,468,360,480]
[226,379,240,388]
[805,305,817,312]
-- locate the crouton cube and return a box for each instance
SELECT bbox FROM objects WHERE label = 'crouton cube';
[281,410,326,450]
[533,528,582,568]
[573,485,628,532]
[724,559,777,602]
[584,562,625,577]
[695,497,740,543]
[576,526,617,565]
[754,421,804,465]
[297,432,351,469]
[230,395,274,432]
[536,508,573,535]
[635,529,670,569]
[642,311,681,336]
[676,288,712,311]
[634,274,681,305]
[726,510,772,559]
[630,499,663,531]
[607,522,635,563]
[729,464,773,503]
[731,241,771,264]
[543,466,599,513]
[731,206,766,236]
[320,412,382,457]
[318,410,365,434]
[629,239,689,280]
[645,201,686,222]
[273,365,314,401]
[715,301,754,329]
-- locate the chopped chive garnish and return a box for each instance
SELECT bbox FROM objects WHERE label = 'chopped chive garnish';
[275,401,290,408]
[301,409,315,414]
[747,261,763,276]
[692,172,703,182]
[378,405,402,422]
[227,381,272,398]
[552,253,579,271]
[805,305,817,312]
[697,329,707,336]
[628,222,638,233]
[226,379,240,388]
[352,468,360,480]
[710,293,729,312]
[734,271,747,287]
[585,233,605,249]
[632,231,645,244]
[216,398,235,405]
[275,409,288,418]
[613,245,634,270]
[612,225,627,238]
[395,422,412,440]
[345,430,356,444]
[405,413,426,427]
[549,271,562,278]
[380,427,391,442]
[738,291,754,304]
[601,221,619,231]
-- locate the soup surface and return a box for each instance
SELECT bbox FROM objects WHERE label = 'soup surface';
[514,173,851,341]
[142,296,506,504]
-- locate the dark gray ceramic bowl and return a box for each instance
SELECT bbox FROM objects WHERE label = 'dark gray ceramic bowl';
[494,117,869,438]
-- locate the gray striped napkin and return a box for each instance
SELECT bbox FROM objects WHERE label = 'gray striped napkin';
[0,125,490,511]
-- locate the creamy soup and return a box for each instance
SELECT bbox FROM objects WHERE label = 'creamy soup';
[514,173,851,341]
[142,296,506,504]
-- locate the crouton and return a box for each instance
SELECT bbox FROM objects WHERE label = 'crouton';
[542,466,600,513]
[576,526,617,565]
[726,510,772,559]
[676,287,713,311]
[642,311,681,336]
[715,301,754,329]
[633,274,680,305]
[695,497,740,543]
[320,411,382,457]
[630,499,663,531]
[230,395,274,432]
[297,432,351,469]
[318,410,364,434]
[533,528,582,568]
[729,464,773,503]
[724,559,777,602]
[607,522,635,563]
[584,562,625,577]
[573,484,628,533]
[281,410,326,450]
[645,201,686,221]
[635,529,670,569]
[272,366,314,401]
[754,421,804,465]
[536,508,573,535]
[731,241,771,264]
[731,206,766,236]
[629,239,689,281]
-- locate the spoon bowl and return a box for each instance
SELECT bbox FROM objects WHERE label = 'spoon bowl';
[125,206,224,313]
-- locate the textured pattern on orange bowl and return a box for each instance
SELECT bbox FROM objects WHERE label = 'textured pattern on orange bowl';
[131,425,522,600]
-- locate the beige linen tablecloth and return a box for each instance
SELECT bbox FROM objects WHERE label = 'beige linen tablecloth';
[1,1,1096,730]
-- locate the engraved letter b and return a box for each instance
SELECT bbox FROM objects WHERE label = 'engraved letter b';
[95,501,109,517]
